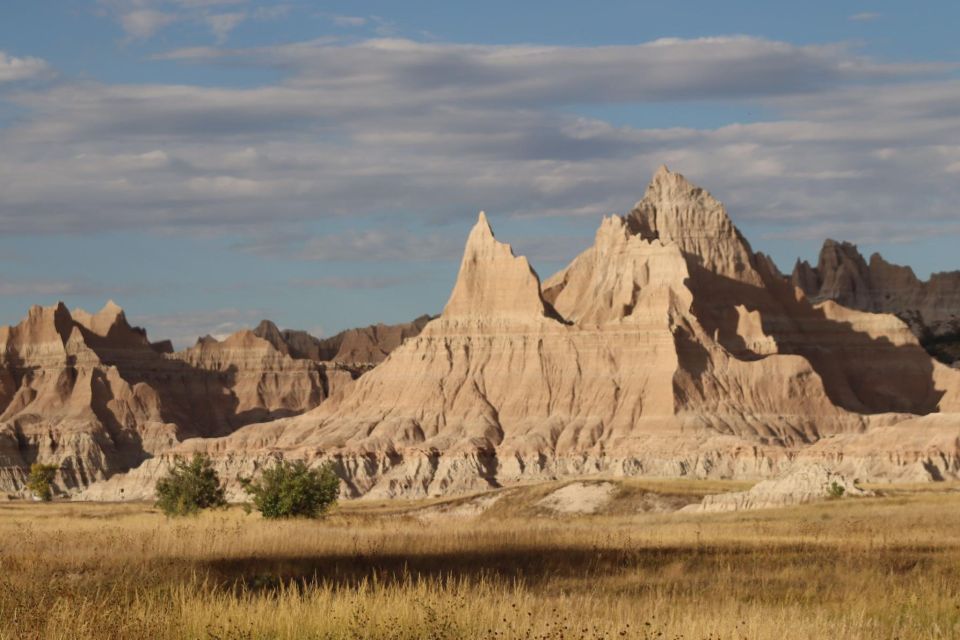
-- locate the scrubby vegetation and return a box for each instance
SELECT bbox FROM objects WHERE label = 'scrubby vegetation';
[25,463,58,502]
[828,480,846,498]
[242,459,340,519]
[2,479,960,639]
[154,453,227,517]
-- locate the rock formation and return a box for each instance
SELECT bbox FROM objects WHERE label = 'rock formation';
[86,166,960,501]
[0,303,358,496]
[793,240,960,364]
[252,316,432,365]
[682,464,872,512]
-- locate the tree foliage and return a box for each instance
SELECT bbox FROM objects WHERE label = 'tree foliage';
[242,460,339,519]
[827,481,846,499]
[155,453,227,516]
[27,463,58,501]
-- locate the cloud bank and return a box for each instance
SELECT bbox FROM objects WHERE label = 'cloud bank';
[0,35,959,259]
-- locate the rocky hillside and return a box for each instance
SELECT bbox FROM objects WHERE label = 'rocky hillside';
[84,167,960,501]
[0,303,424,495]
[793,240,960,364]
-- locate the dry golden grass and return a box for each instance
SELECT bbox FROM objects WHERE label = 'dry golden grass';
[2,480,960,639]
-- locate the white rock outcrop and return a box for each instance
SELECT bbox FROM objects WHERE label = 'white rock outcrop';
[683,465,872,512]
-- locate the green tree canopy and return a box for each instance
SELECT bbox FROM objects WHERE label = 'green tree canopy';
[27,463,58,502]
[155,453,227,517]
[242,460,340,519]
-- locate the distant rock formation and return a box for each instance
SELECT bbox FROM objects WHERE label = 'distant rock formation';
[0,303,359,496]
[89,166,960,501]
[792,240,960,364]
[252,316,432,364]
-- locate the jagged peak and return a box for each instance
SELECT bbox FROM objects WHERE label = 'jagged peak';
[252,319,291,355]
[868,251,918,279]
[70,300,156,352]
[439,211,558,324]
[74,300,126,333]
[254,319,280,334]
[475,210,492,233]
[627,166,762,286]
[0,303,74,357]
[102,299,122,314]
[643,164,703,200]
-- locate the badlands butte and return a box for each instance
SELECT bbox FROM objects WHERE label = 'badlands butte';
[3,166,960,501]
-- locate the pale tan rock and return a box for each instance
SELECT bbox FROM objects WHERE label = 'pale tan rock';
[29,167,960,501]
[536,481,616,514]
[683,464,872,512]
[439,211,558,326]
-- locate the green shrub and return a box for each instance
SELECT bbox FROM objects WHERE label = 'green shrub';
[155,453,227,516]
[27,463,59,501]
[242,460,339,519]
[827,481,846,499]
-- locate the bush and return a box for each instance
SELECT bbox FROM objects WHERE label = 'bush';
[155,453,227,516]
[27,463,59,501]
[242,460,339,519]
[827,481,846,499]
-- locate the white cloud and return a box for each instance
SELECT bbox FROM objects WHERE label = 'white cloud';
[99,0,256,42]
[0,35,959,265]
[0,51,50,84]
[331,15,366,27]
[120,9,177,40]
[205,11,245,43]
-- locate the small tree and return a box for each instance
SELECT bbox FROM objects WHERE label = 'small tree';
[827,481,846,499]
[155,453,227,516]
[242,460,339,519]
[27,463,58,501]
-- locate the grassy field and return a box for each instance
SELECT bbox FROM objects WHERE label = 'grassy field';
[3,478,960,639]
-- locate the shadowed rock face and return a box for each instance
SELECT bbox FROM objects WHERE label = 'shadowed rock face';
[792,240,960,364]
[87,166,960,502]
[0,303,359,495]
[253,316,433,365]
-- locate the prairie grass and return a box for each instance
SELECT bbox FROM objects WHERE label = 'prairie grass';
[2,481,960,639]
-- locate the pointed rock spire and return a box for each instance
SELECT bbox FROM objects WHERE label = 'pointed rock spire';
[440,211,555,323]
[252,319,291,355]
[72,300,151,350]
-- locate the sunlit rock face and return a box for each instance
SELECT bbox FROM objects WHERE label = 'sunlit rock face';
[9,166,960,500]
[81,166,960,501]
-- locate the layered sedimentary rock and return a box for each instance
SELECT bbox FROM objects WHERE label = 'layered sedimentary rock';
[91,166,960,501]
[0,303,176,493]
[0,303,357,495]
[793,240,960,364]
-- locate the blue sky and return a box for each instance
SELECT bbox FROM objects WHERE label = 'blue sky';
[0,1,958,346]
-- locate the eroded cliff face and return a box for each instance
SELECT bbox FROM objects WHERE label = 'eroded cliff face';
[87,166,960,501]
[0,303,357,496]
[793,240,960,364]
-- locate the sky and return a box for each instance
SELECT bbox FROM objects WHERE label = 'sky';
[0,1,958,347]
